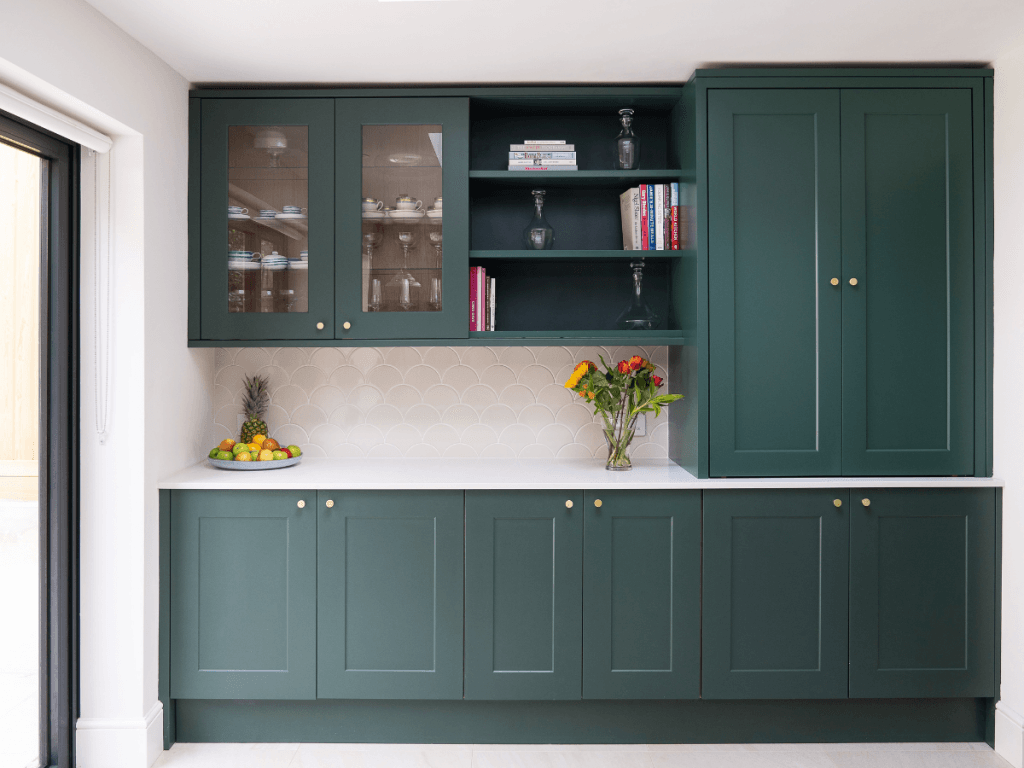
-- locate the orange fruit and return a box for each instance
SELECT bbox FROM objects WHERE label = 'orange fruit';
[234,451,252,462]
[263,438,280,451]
[253,434,267,446]
[219,438,236,451]
[258,449,274,461]
[247,442,260,451]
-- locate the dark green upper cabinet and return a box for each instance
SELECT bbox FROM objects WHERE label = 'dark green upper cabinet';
[849,488,995,698]
[840,90,976,476]
[335,98,469,340]
[708,90,843,477]
[582,490,701,699]
[317,490,464,699]
[465,490,583,700]
[170,489,317,700]
[702,489,850,699]
[199,99,336,341]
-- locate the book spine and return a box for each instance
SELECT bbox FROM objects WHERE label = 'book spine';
[670,183,680,250]
[489,277,496,331]
[509,144,575,151]
[639,185,648,251]
[469,267,477,331]
[647,185,656,250]
[506,165,578,171]
[510,151,577,160]
[632,188,641,251]
[484,275,492,331]
[619,189,633,250]
[654,184,665,250]
[663,185,670,251]
[508,159,578,166]
[680,185,692,249]
[478,267,486,332]
[522,140,566,144]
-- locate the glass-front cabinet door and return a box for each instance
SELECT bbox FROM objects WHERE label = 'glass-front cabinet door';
[200,99,335,340]
[336,98,468,339]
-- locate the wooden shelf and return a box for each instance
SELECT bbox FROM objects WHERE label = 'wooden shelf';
[469,170,695,187]
[471,249,691,260]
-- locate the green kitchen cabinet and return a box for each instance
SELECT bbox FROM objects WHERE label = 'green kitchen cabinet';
[198,98,337,341]
[582,490,701,699]
[316,490,465,699]
[465,490,583,700]
[706,81,982,478]
[335,98,469,340]
[840,90,976,476]
[170,489,317,700]
[708,89,843,477]
[849,488,995,698]
[702,489,850,699]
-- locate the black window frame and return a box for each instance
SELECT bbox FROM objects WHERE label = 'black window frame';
[0,109,80,768]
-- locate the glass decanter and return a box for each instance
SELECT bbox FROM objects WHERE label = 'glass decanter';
[613,108,641,170]
[522,189,554,250]
[616,259,659,330]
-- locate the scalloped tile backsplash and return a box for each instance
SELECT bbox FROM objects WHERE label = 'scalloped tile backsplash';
[210,346,670,459]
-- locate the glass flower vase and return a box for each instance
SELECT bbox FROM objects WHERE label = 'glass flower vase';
[602,411,638,471]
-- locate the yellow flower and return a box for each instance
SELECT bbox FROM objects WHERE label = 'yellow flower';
[564,361,595,389]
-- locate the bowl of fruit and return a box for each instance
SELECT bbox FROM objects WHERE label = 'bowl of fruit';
[207,435,303,470]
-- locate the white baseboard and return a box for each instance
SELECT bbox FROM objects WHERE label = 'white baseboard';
[996,702,1024,768]
[76,701,163,768]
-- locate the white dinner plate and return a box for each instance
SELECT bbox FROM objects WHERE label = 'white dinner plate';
[362,211,386,220]
[228,213,251,220]
[387,210,426,220]
[276,213,307,220]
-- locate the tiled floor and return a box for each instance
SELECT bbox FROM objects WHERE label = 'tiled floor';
[153,742,1013,768]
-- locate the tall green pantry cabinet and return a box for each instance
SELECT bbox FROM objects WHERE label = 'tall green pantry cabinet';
[702,72,991,478]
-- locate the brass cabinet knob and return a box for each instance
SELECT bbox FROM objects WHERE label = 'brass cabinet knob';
[833,499,842,508]
[297,500,306,509]
[326,499,334,508]
[862,498,871,507]
[594,499,603,508]
[565,500,573,509]
[849,278,858,286]
[830,277,839,286]
[316,322,325,330]
[343,321,352,330]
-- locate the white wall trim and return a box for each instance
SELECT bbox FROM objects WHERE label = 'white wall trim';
[76,701,164,768]
[996,702,1024,768]
[0,80,112,152]
[76,700,162,731]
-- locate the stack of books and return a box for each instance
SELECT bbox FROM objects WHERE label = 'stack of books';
[470,266,496,331]
[619,183,684,250]
[508,140,577,172]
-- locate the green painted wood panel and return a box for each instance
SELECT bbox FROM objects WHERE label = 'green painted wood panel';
[317,490,465,699]
[582,490,700,699]
[170,489,317,699]
[199,99,336,340]
[335,98,469,340]
[702,489,849,699]
[849,488,995,698]
[465,490,583,700]
[840,89,975,475]
[708,90,843,477]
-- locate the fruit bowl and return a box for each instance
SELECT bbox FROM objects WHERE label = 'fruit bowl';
[207,455,302,471]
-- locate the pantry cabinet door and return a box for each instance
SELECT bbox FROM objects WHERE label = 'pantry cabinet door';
[199,98,336,341]
[465,490,583,700]
[840,89,976,475]
[170,489,317,699]
[707,89,843,477]
[702,489,850,699]
[849,488,995,698]
[582,490,701,699]
[316,490,465,699]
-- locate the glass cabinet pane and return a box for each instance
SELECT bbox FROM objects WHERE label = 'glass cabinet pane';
[227,125,310,314]
[361,124,443,313]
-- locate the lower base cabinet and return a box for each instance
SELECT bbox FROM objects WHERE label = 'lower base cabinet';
[317,490,465,699]
[170,489,318,700]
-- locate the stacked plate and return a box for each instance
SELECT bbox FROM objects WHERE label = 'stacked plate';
[262,252,289,271]
[362,210,386,220]
[228,250,259,270]
[387,210,425,221]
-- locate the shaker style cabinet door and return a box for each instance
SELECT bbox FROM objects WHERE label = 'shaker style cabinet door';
[335,98,469,340]
[840,89,976,476]
[199,98,336,340]
[849,488,995,698]
[169,489,317,699]
[465,490,583,700]
[702,489,850,699]
[316,490,465,699]
[708,89,843,477]
[582,490,701,699]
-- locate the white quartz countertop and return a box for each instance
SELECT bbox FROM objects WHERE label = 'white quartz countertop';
[158,458,1004,490]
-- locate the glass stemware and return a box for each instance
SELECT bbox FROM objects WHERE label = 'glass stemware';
[428,228,443,269]
[522,189,554,250]
[388,230,420,310]
[429,277,442,310]
[616,259,659,330]
[368,278,382,312]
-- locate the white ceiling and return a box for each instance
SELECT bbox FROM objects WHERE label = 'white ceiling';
[83,0,1024,84]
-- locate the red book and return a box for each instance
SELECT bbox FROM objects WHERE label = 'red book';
[664,185,671,251]
[469,267,478,331]
[477,266,486,331]
[639,185,648,251]
[671,206,680,250]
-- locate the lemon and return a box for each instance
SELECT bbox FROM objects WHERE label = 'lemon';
[234,451,253,462]
[253,434,267,446]
[258,448,274,461]
[247,442,260,451]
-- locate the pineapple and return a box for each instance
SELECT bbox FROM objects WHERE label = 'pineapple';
[240,374,270,444]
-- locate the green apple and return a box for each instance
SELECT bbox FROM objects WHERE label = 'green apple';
[272,450,288,461]
[215,450,233,461]
[231,442,248,455]
[286,445,301,457]
[208,447,220,459]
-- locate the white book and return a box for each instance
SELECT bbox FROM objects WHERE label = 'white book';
[522,140,566,144]
[654,183,665,250]
[507,165,578,171]
[619,187,641,250]
[510,151,577,160]
[509,144,575,151]
[489,277,496,331]
[508,158,578,166]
